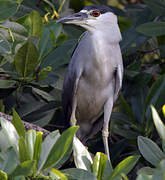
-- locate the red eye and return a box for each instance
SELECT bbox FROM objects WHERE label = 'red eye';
[91,10,101,17]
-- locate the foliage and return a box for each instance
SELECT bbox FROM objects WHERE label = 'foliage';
[0,111,140,180]
[73,136,140,180]
[0,110,78,179]
[137,106,165,180]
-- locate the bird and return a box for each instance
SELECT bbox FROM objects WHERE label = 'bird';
[57,4,123,161]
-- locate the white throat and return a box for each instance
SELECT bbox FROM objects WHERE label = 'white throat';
[81,12,122,43]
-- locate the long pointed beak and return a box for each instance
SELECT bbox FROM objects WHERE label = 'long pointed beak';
[56,12,88,24]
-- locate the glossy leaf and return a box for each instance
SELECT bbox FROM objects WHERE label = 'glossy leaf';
[19,137,31,163]
[2,21,28,37]
[0,21,28,42]
[55,142,73,169]
[40,39,77,70]
[12,109,26,139]
[10,160,35,177]
[56,33,67,46]
[50,168,68,180]
[32,87,55,101]
[119,94,136,123]
[145,75,165,121]
[0,171,7,180]
[38,130,60,171]
[0,79,17,88]
[41,126,78,171]
[144,0,165,16]
[0,147,18,175]
[0,1,18,21]
[137,167,155,176]
[73,136,93,171]
[0,130,10,151]
[29,11,43,38]
[0,35,10,55]
[138,136,165,166]
[62,168,97,180]
[120,26,147,55]
[33,131,42,166]
[136,22,165,36]
[162,105,165,117]
[108,155,140,180]
[136,174,152,180]
[92,152,111,180]
[152,160,165,180]
[14,41,39,77]
[38,22,61,59]
[151,105,165,140]
[0,117,19,154]
[26,130,36,160]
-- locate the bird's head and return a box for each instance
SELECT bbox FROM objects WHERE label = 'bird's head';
[56,5,119,33]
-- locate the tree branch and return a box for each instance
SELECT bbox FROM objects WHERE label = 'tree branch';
[0,112,50,136]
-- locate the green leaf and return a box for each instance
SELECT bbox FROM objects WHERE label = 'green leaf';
[62,168,97,180]
[152,160,165,180]
[151,105,165,140]
[0,1,18,21]
[50,168,68,180]
[145,75,165,121]
[19,137,31,163]
[0,79,17,88]
[12,109,26,139]
[0,21,28,42]
[29,11,43,38]
[136,22,165,36]
[119,94,136,123]
[32,87,55,101]
[41,126,78,171]
[136,174,152,180]
[10,160,34,177]
[73,136,93,171]
[38,130,60,171]
[38,22,62,60]
[55,142,73,169]
[0,130,10,151]
[33,131,42,166]
[26,130,36,160]
[0,35,10,55]
[144,0,165,16]
[14,41,39,77]
[108,155,140,180]
[120,26,147,55]
[138,136,165,166]
[2,21,28,37]
[41,39,77,70]
[56,33,67,46]
[0,170,7,180]
[0,147,18,175]
[137,167,155,176]
[92,152,111,180]
[0,117,19,154]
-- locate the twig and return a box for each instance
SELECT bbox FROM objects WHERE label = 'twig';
[137,48,159,54]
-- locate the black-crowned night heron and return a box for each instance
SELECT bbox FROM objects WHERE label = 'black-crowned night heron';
[57,5,123,161]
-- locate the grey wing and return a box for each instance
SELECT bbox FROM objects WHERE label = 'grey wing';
[114,59,123,102]
[62,32,88,126]
[62,69,76,127]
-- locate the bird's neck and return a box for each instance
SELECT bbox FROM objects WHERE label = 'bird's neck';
[89,24,122,44]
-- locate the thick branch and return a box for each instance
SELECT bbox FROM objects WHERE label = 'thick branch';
[0,112,50,136]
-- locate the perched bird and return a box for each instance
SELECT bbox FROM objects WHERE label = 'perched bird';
[57,5,123,161]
